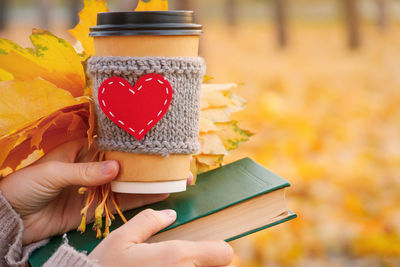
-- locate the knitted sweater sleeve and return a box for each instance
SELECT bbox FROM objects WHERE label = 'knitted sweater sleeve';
[0,191,99,267]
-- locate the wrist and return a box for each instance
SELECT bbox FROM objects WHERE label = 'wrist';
[0,189,24,242]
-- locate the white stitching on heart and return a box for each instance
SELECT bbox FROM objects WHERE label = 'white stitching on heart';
[100,76,173,140]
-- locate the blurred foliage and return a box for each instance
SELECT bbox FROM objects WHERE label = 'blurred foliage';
[2,0,400,264]
[203,22,400,266]
[69,0,108,58]
[136,0,168,11]
[0,29,86,96]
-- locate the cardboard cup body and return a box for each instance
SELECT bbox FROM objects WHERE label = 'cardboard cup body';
[93,34,199,193]
[94,35,199,57]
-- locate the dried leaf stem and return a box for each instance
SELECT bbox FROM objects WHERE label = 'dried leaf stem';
[77,149,127,238]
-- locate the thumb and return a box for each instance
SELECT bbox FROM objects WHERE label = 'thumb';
[38,160,119,189]
[113,209,176,244]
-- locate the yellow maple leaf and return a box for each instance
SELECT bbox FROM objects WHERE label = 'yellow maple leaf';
[135,0,169,11]
[196,154,224,167]
[199,117,219,133]
[0,69,13,81]
[0,30,86,97]
[69,0,109,58]
[201,109,231,123]
[0,78,93,175]
[0,78,81,136]
[0,103,92,175]
[214,121,253,151]
[201,83,246,112]
[195,83,252,174]
[198,133,228,155]
[201,89,233,110]
[195,161,216,175]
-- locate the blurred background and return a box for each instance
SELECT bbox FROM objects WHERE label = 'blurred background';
[1,0,400,266]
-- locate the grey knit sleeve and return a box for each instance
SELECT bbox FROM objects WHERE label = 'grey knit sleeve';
[87,56,206,156]
[0,191,47,266]
[44,244,99,267]
[0,190,99,267]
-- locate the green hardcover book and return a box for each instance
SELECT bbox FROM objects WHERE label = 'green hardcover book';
[30,158,296,266]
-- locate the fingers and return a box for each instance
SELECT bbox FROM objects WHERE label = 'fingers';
[187,172,194,186]
[189,240,234,267]
[153,240,234,267]
[36,139,87,164]
[37,160,119,189]
[112,209,176,244]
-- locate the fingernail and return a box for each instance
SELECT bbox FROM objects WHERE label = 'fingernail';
[160,209,176,219]
[187,172,194,186]
[100,161,117,176]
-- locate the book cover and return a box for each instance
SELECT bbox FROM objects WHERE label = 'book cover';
[30,158,296,266]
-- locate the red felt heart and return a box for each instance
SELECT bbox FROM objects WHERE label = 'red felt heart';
[98,74,173,141]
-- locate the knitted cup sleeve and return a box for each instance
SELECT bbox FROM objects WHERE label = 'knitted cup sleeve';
[87,56,206,156]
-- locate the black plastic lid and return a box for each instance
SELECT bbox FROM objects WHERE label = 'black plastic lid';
[89,11,203,37]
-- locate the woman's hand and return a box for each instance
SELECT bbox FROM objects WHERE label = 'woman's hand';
[89,209,234,267]
[0,139,191,245]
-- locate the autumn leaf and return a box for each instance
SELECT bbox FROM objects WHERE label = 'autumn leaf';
[0,103,92,175]
[135,0,168,11]
[195,154,224,174]
[69,0,109,58]
[0,78,93,175]
[201,109,231,123]
[199,117,219,133]
[203,75,214,83]
[200,83,246,124]
[0,78,81,136]
[202,83,246,112]
[214,121,253,151]
[196,154,224,167]
[0,30,86,97]
[201,89,234,110]
[198,133,228,155]
[0,69,13,81]
[195,161,216,175]
[194,83,252,174]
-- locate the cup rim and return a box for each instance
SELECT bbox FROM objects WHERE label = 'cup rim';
[89,11,203,37]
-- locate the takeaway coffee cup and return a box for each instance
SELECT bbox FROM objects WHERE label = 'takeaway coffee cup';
[88,11,203,194]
